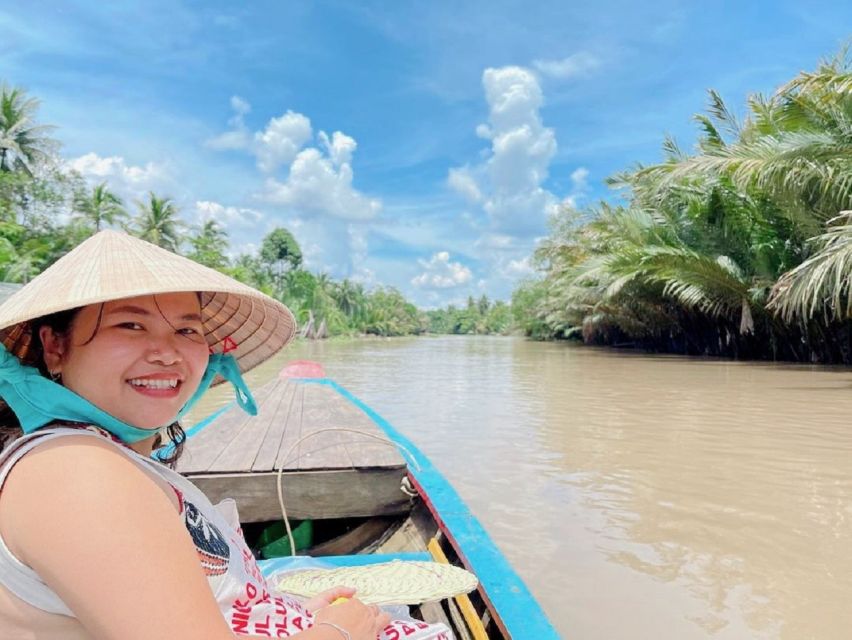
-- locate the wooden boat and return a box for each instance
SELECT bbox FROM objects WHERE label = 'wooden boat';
[180,361,560,639]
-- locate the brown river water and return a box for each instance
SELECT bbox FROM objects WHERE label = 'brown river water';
[189,335,852,640]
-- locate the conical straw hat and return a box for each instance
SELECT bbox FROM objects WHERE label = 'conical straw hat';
[0,230,296,376]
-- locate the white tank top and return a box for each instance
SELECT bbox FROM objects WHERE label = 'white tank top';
[0,426,453,639]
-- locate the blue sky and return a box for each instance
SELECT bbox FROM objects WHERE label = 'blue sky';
[2,1,850,307]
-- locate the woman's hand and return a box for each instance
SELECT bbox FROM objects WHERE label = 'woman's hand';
[304,586,357,613]
[312,595,391,640]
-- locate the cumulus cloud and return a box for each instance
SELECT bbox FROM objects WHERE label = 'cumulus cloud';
[260,147,380,221]
[208,97,379,225]
[253,111,313,173]
[411,251,473,289]
[533,52,601,79]
[193,200,264,228]
[67,152,174,202]
[206,98,312,173]
[448,66,558,238]
[319,131,357,167]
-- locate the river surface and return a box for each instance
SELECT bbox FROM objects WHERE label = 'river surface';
[190,335,852,640]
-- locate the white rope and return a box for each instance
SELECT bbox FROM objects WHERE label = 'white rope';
[275,428,422,556]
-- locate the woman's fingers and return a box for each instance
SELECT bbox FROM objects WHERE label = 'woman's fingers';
[315,596,393,640]
[304,585,357,611]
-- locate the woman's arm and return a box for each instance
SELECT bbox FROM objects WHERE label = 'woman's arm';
[1,435,239,639]
[0,435,389,640]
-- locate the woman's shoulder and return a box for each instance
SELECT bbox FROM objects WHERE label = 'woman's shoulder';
[1,431,151,511]
[4,428,134,473]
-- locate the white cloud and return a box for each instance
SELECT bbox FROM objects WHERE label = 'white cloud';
[260,147,380,221]
[206,98,312,173]
[319,131,357,167]
[206,95,253,150]
[448,66,557,238]
[504,256,535,277]
[253,111,313,173]
[533,52,601,79]
[230,95,251,116]
[411,251,472,289]
[443,67,595,302]
[475,233,517,251]
[447,167,482,204]
[193,200,264,228]
[208,97,379,224]
[67,152,174,203]
[571,166,589,191]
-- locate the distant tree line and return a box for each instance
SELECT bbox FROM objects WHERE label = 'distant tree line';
[425,295,512,335]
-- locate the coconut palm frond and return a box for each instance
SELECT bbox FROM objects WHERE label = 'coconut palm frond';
[706,89,742,140]
[769,212,852,322]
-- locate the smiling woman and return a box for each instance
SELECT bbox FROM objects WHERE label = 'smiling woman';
[39,294,211,433]
[0,231,451,640]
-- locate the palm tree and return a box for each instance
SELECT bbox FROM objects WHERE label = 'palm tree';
[131,192,183,252]
[332,278,365,319]
[73,182,126,231]
[188,219,230,269]
[768,211,852,322]
[638,52,852,227]
[0,84,55,174]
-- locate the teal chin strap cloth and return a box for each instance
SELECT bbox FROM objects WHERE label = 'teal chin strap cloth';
[0,345,257,444]
[178,352,257,419]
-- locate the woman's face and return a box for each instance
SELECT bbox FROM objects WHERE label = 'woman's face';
[41,293,210,429]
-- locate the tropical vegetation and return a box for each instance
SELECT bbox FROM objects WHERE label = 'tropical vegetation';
[513,48,852,363]
[0,82,438,337]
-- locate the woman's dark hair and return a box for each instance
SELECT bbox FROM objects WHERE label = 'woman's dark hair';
[0,306,188,467]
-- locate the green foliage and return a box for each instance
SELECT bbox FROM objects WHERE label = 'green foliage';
[516,46,852,363]
[131,192,183,252]
[73,182,126,232]
[0,83,56,175]
[425,296,513,335]
[188,220,230,270]
[260,227,302,295]
[362,287,424,336]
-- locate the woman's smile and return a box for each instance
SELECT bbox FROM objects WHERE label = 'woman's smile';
[126,373,184,397]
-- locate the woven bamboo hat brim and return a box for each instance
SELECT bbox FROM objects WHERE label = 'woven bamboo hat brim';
[0,230,296,376]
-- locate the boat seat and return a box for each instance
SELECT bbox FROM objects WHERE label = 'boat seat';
[259,552,431,577]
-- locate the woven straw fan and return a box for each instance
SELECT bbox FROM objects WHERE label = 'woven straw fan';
[275,560,478,606]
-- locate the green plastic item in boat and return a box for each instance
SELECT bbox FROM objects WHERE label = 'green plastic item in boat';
[258,520,314,558]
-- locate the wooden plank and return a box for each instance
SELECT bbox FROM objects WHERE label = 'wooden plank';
[296,383,354,470]
[177,409,251,473]
[308,517,397,556]
[186,468,411,521]
[273,382,305,472]
[325,390,403,468]
[295,383,403,469]
[208,378,289,473]
[177,381,277,473]
[251,380,298,472]
[428,537,489,640]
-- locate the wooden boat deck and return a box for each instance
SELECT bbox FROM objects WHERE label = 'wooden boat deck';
[177,377,410,523]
